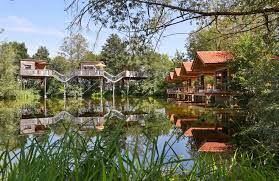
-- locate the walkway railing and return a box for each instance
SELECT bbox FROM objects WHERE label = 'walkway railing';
[20,69,147,83]
[20,109,147,134]
[20,69,53,77]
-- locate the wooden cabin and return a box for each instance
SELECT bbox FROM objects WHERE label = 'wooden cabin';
[20,59,51,77]
[80,61,106,71]
[180,61,199,93]
[192,51,233,92]
[173,68,181,82]
[164,72,174,83]
[20,59,48,70]
[165,51,234,105]
[79,61,106,77]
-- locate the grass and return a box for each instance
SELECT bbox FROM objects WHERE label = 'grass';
[0,123,278,180]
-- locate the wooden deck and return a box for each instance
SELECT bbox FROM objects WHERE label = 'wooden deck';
[20,69,147,83]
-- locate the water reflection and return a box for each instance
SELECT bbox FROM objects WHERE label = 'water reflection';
[0,96,238,155]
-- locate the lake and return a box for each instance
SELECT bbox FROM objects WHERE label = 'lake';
[0,96,235,161]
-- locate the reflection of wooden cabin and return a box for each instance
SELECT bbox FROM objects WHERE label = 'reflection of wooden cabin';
[198,142,232,152]
[184,127,232,152]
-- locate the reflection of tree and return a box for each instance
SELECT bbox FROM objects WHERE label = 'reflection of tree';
[0,100,35,149]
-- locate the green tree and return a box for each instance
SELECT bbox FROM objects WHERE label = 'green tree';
[172,50,187,67]
[101,34,129,74]
[68,0,278,47]
[133,51,173,96]
[59,33,88,63]
[0,43,19,98]
[6,42,29,62]
[229,33,279,152]
[49,56,71,74]
[83,51,101,62]
[33,46,50,61]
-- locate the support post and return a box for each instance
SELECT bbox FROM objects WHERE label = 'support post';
[192,95,194,103]
[112,83,115,108]
[44,77,47,99]
[44,98,47,117]
[100,78,103,111]
[100,78,103,98]
[64,83,66,100]
[20,76,23,90]
[126,79,130,96]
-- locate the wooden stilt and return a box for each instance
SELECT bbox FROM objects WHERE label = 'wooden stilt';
[44,77,47,99]
[112,83,115,108]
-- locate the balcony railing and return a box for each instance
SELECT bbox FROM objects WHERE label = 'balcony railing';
[20,69,53,76]
[78,70,104,76]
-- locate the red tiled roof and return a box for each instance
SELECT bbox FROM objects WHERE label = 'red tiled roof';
[174,68,181,76]
[182,62,193,72]
[197,51,233,64]
[169,72,174,79]
[184,127,223,137]
[198,142,232,152]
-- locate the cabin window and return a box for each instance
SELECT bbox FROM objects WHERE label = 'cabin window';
[24,65,32,69]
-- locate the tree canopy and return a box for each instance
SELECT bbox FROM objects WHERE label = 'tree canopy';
[33,46,50,61]
[67,0,278,46]
[59,33,89,62]
[5,42,29,63]
[101,34,129,74]
[0,44,19,98]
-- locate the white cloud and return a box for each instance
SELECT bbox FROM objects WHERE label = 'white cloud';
[0,16,64,37]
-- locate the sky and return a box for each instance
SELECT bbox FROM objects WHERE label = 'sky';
[0,0,195,58]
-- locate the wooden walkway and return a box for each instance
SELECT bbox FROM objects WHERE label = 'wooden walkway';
[20,69,147,83]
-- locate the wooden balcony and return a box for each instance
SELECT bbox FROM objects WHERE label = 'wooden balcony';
[20,69,53,77]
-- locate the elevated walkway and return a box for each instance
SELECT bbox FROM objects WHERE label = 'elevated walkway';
[20,69,147,83]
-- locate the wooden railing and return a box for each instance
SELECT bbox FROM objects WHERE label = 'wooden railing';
[20,69,53,76]
[167,87,195,94]
[20,69,147,83]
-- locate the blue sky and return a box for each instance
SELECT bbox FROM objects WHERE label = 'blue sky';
[0,0,195,58]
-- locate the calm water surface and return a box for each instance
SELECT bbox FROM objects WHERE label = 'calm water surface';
[0,96,234,161]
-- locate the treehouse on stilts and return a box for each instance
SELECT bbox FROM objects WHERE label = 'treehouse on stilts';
[19,59,147,99]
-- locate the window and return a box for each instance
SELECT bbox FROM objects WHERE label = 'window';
[24,65,32,69]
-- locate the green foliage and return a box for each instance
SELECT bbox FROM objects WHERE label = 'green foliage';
[59,33,88,63]
[186,24,232,59]
[101,34,129,74]
[84,51,101,62]
[132,51,173,96]
[4,41,29,62]
[32,46,50,61]
[49,56,71,74]
[187,151,279,180]
[66,83,83,98]
[1,126,278,180]
[0,43,19,98]
[172,50,187,67]
[204,76,215,85]
[229,33,279,152]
